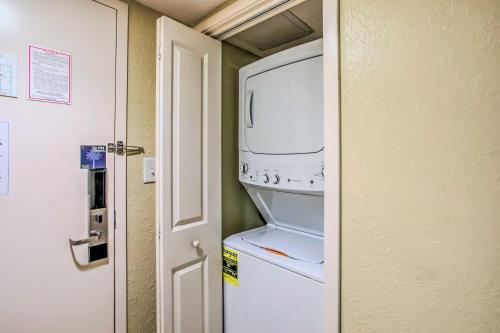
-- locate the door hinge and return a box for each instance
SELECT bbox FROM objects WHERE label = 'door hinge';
[108,141,144,156]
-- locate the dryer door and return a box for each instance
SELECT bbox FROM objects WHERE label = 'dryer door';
[243,56,323,154]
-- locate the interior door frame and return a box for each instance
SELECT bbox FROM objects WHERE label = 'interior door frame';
[92,0,128,332]
[198,0,341,332]
[323,0,340,332]
[191,0,342,332]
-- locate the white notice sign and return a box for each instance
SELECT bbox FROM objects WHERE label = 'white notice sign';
[0,121,8,196]
[28,45,71,104]
[0,52,18,98]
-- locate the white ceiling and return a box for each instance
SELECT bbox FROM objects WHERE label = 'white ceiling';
[135,0,230,26]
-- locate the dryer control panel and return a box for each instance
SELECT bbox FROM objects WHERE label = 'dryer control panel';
[239,150,324,193]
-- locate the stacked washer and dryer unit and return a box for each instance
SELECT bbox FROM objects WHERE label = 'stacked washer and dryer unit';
[224,39,325,333]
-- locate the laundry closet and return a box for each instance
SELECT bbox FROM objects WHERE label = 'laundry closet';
[222,24,324,333]
[155,0,337,332]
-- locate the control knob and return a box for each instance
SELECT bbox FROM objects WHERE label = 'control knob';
[263,174,270,184]
[240,163,249,174]
[272,175,280,184]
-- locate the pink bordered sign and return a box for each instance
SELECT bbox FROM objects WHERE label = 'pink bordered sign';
[28,45,71,105]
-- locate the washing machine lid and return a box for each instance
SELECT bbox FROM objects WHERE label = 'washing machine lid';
[242,228,324,264]
[245,186,324,236]
[224,226,324,282]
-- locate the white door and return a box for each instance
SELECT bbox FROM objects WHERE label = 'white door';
[156,16,222,333]
[0,0,127,332]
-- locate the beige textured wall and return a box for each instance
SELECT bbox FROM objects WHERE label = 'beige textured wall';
[341,0,500,332]
[126,1,161,332]
[221,42,263,238]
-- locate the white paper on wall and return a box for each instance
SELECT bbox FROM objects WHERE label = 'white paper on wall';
[0,52,18,98]
[28,45,71,104]
[0,121,9,196]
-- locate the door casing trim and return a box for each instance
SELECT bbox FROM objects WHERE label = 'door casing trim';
[323,0,340,332]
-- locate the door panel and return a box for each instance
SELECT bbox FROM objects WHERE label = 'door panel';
[173,259,207,333]
[0,1,120,332]
[244,56,323,154]
[157,16,222,333]
[173,44,204,227]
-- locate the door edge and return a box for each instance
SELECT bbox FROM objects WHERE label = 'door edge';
[93,0,129,332]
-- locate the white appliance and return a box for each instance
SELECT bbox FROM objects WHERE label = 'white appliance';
[224,39,324,333]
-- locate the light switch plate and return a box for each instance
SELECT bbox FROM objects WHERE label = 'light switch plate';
[143,157,155,183]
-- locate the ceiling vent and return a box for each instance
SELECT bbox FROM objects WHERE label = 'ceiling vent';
[227,10,314,54]
[225,0,322,57]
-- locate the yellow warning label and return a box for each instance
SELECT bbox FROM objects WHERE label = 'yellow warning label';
[223,246,238,286]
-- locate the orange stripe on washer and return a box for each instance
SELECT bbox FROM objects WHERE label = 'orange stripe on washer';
[264,248,288,257]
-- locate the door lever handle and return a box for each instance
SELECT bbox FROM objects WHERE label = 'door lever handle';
[69,231,102,246]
